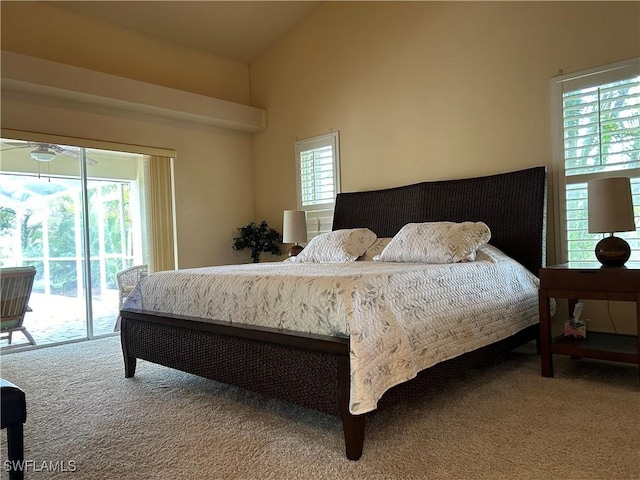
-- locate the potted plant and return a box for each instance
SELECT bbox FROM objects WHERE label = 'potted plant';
[232,220,282,263]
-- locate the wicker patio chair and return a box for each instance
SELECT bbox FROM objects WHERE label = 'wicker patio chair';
[0,266,37,347]
[117,264,148,307]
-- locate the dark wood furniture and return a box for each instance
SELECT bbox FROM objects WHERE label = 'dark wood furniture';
[121,166,547,460]
[538,263,640,379]
[1,378,26,480]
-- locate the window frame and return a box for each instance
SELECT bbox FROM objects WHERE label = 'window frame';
[294,132,341,240]
[550,57,640,264]
[294,132,341,212]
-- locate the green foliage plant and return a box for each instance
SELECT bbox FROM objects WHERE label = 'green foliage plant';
[0,206,16,236]
[232,221,282,263]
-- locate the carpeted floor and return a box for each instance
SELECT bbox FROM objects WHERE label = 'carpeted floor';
[0,337,638,480]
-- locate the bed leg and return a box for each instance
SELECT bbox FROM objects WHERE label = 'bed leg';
[124,356,137,378]
[338,355,365,461]
[120,318,137,378]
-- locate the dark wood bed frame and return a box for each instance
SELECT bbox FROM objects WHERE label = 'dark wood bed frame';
[120,166,547,460]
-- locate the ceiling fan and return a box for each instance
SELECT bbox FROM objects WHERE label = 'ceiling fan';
[0,141,98,165]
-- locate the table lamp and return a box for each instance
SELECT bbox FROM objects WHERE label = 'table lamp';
[283,210,307,257]
[588,176,636,267]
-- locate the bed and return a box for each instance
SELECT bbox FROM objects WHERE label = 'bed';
[120,166,547,460]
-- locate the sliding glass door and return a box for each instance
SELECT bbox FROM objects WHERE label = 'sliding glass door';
[0,138,147,348]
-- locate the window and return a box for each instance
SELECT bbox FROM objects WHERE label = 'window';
[551,58,640,265]
[295,132,341,240]
[0,135,175,346]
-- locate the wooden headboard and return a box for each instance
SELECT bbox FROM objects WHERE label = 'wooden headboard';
[332,166,547,275]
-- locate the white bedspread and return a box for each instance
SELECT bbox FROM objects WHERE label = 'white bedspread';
[122,245,540,415]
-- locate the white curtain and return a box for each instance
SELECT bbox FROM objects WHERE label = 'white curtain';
[143,155,176,272]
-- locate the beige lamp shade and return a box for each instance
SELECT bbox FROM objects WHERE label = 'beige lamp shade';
[283,210,307,244]
[588,177,635,234]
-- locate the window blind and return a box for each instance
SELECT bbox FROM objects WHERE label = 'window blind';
[563,76,640,177]
[555,61,640,264]
[295,132,340,211]
[299,144,336,207]
[295,132,340,240]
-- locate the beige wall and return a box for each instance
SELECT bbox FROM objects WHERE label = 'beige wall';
[2,1,639,273]
[1,2,257,268]
[0,1,250,104]
[250,1,640,263]
[1,91,256,268]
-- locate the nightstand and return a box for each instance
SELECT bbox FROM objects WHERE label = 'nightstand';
[538,263,640,380]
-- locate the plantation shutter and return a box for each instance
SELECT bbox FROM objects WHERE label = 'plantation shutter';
[553,59,640,264]
[295,132,340,240]
[563,76,640,176]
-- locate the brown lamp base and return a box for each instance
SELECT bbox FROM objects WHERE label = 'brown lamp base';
[595,235,631,267]
[287,244,303,257]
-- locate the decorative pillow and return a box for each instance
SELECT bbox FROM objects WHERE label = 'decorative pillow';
[358,237,392,261]
[373,222,491,264]
[289,228,377,263]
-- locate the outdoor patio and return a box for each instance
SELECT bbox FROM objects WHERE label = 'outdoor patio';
[1,289,120,350]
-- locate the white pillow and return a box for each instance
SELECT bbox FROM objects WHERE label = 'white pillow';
[358,237,392,261]
[289,228,377,263]
[373,222,491,264]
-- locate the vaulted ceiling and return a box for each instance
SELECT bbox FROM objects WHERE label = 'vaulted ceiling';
[47,1,321,64]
